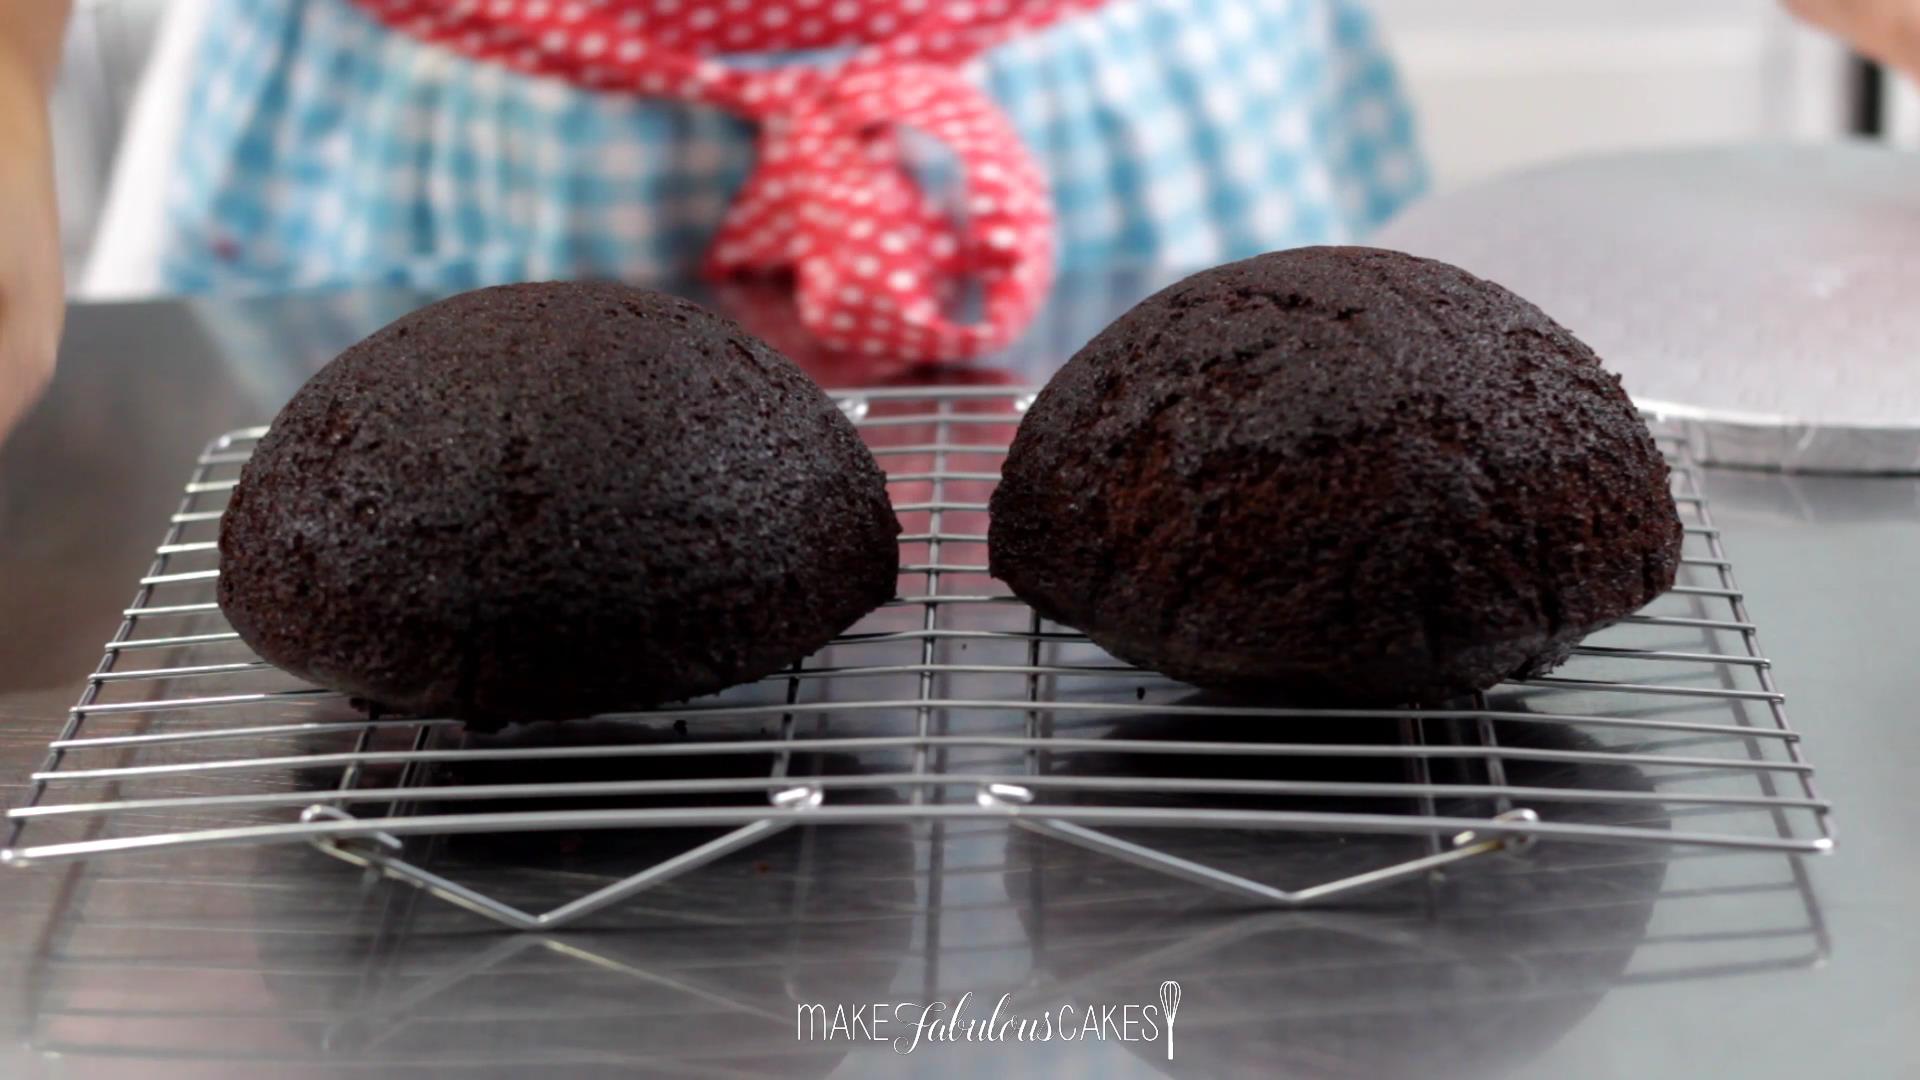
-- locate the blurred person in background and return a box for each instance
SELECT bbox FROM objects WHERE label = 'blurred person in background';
[4,0,1919,443]
[1788,0,1920,79]
[1,0,1426,442]
[0,3,68,443]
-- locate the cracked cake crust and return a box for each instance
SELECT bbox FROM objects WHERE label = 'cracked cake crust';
[988,246,1683,704]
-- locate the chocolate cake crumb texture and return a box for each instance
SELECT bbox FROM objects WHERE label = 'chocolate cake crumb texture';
[219,282,901,728]
[988,246,1684,704]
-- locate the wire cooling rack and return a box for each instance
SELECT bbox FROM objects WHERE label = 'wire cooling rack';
[1,387,1833,929]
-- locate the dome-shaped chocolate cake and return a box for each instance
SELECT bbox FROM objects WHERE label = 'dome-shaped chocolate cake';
[219,282,900,728]
[988,246,1682,704]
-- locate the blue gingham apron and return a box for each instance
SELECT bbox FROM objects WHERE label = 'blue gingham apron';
[160,0,1425,296]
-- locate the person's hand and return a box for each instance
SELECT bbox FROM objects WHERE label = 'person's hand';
[0,46,62,445]
[1785,0,1920,80]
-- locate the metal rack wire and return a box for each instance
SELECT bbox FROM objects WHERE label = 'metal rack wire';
[1,388,1834,929]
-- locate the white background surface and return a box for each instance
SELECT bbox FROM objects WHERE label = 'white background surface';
[1369,0,1854,191]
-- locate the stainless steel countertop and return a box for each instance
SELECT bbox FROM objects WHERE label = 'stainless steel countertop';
[2,282,1916,1079]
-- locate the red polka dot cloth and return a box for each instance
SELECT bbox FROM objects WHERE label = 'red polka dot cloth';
[349,0,1111,360]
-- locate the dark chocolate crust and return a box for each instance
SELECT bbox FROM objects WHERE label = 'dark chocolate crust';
[218,282,900,728]
[987,246,1683,704]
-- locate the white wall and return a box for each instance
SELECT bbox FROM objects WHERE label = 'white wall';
[50,0,171,279]
[1369,0,1855,191]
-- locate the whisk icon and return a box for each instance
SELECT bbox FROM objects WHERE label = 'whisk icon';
[1159,980,1181,1061]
